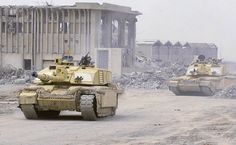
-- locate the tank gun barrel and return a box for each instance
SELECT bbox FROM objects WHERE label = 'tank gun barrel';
[32,72,64,82]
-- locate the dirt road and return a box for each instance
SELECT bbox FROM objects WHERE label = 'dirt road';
[0,86,236,145]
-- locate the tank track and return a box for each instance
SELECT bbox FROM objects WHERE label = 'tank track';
[21,104,60,119]
[200,86,215,96]
[169,86,181,95]
[80,95,97,121]
[21,104,38,119]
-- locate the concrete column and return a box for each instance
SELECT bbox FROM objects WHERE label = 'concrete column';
[87,9,91,52]
[36,10,40,54]
[21,8,25,68]
[35,9,39,69]
[16,8,19,53]
[10,10,13,53]
[78,10,81,54]
[40,9,43,69]
[82,9,86,54]
[0,7,2,66]
[73,9,76,54]
[51,9,54,53]
[67,9,70,51]
[118,19,125,48]
[62,9,65,54]
[56,9,59,54]
[85,10,88,52]
[45,8,48,53]
[101,12,112,48]
[5,8,8,53]
[90,10,101,65]
[21,8,24,54]
[31,9,35,70]
[128,18,137,65]
[26,9,29,54]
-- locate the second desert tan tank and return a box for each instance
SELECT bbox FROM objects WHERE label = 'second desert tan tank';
[169,55,236,96]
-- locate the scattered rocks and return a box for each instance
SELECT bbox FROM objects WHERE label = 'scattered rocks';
[214,85,236,99]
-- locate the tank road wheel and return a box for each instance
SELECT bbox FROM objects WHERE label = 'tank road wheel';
[80,95,97,121]
[21,105,60,119]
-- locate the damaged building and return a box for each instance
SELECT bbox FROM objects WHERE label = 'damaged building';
[0,3,141,75]
[136,40,218,63]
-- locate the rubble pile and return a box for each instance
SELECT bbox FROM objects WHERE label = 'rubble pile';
[0,65,32,85]
[214,85,236,99]
[113,56,187,89]
[113,71,166,89]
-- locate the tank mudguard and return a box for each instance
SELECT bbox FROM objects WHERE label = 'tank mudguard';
[19,91,37,105]
[99,91,118,108]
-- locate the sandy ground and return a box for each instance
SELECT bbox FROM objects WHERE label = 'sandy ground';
[0,85,236,145]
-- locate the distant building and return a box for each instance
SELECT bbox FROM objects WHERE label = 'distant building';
[136,40,218,63]
[0,3,141,75]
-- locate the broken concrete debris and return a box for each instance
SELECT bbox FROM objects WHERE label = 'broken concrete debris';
[214,85,236,99]
[0,65,31,85]
[113,57,187,89]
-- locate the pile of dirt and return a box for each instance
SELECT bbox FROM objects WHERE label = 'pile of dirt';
[113,57,187,89]
[0,65,32,85]
[214,85,236,99]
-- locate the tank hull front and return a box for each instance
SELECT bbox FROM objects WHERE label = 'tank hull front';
[169,78,220,96]
[169,75,236,96]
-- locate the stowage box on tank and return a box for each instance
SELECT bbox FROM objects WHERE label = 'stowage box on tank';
[18,54,122,121]
[169,55,236,96]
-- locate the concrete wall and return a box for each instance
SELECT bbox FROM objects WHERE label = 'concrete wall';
[136,43,152,58]
[97,48,122,76]
[151,44,218,63]
[2,53,23,68]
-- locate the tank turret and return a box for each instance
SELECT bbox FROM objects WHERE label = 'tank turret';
[186,55,224,76]
[32,54,111,85]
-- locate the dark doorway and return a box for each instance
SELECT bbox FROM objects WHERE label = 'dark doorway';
[24,59,31,70]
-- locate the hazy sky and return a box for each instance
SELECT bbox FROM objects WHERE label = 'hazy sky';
[1,0,236,61]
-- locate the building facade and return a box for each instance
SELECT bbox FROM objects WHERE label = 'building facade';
[136,40,218,63]
[0,3,141,73]
[151,40,217,63]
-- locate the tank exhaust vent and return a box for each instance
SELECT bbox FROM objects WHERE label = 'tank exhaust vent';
[99,71,104,83]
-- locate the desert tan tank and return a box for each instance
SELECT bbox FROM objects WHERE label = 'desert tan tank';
[169,55,236,96]
[18,54,122,121]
